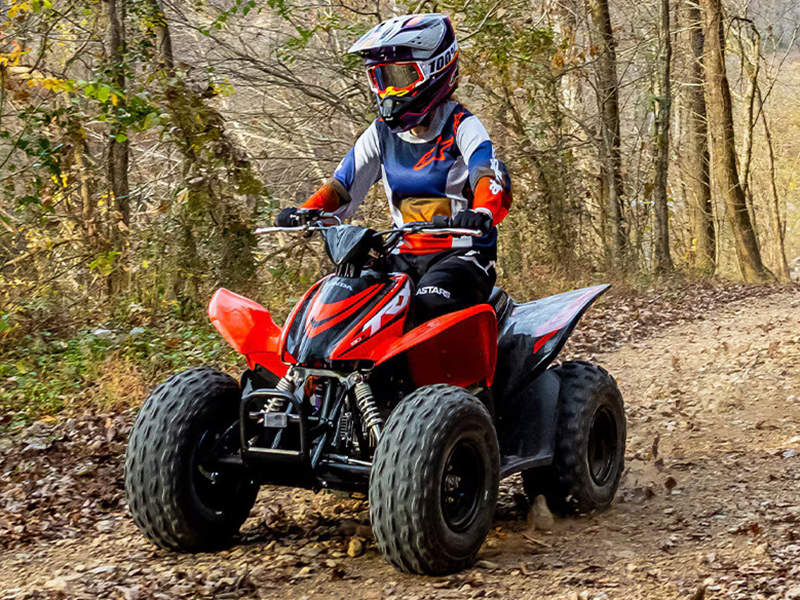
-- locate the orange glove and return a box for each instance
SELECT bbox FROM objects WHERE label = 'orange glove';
[472,176,512,225]
[300,184,344,213]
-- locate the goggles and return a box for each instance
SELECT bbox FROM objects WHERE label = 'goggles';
[367,62,425,97]
[366,41,459,98]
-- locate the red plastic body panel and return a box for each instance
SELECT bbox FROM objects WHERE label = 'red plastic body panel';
[208,288,288,377]
[330,274,412,362]
[376,304,498,388]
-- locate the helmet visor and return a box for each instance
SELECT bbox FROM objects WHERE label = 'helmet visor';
[368,62,424,95]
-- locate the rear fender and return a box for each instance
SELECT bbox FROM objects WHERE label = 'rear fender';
[376,304,497,388]
[493,284,609,400]
[208,288,288,377]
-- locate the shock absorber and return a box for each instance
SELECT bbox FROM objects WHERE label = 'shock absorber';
[266,370,297,413]
[353,376,383,444]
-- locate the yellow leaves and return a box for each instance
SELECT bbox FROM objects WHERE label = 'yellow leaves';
[208,82,235,97]
[16,70,74,94]
[8,1,29,19]
[50,173,68,187]
[110,94,119,106]
[8,0,52,17]
[0,42,29,68]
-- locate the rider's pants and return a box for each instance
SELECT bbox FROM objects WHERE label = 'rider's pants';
[388,249,496,327]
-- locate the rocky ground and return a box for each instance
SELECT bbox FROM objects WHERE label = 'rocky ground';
[1,284,799,599]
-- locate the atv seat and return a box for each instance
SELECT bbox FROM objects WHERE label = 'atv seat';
[487,287,513,324]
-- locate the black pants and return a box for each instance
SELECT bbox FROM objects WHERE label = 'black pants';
[388,249,497,326]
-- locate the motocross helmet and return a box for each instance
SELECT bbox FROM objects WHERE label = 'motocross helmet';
[348,13,459,133]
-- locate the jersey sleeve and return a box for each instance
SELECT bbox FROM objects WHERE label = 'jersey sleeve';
[455,114,513,224]
[327,121,382,220]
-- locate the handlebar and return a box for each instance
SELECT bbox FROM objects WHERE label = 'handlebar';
[254,210,339,235]
[255,211,483,238]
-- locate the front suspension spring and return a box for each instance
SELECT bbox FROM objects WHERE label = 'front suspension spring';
[354,380,383,443]
[265,375,296,413]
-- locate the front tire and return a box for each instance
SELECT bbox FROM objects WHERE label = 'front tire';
[370,385,500,575]
[522,361,626,513]
[125,367,258,552]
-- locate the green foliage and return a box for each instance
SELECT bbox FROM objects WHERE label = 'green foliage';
[0,319,240,425]
[89,250,121,277]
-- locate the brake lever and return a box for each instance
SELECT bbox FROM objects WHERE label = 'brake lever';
[254,224,330,235]
[417,227,484,237]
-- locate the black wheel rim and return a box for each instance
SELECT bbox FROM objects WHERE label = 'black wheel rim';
[193,424,243,513]
[440,440,484,532]
[587,405,618,486]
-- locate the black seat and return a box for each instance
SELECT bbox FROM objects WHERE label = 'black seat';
[487,287,513,324]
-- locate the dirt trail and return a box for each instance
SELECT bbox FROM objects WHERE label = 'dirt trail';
[2,290,799,600]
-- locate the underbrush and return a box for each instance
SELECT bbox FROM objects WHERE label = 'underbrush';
[0,321,240,429]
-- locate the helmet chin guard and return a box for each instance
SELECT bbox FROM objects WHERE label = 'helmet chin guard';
[349,14,459,132]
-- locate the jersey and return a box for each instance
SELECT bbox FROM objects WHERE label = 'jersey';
[323,100,511,256]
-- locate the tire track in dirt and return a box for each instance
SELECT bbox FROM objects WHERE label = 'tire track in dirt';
[1,289,799,599]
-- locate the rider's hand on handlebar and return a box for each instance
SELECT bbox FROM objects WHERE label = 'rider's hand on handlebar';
[276,207,300,227]
[276,208,322,227]
[452,210,492,234]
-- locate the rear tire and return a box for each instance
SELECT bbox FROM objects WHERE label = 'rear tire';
[370,385,500,575]
[125,367,258,552]
[522,361,625,513]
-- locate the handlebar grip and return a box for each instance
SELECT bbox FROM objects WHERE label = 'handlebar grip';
[432,215,452,229]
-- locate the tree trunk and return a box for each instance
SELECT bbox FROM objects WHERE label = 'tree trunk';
[652,0,673,273]
[737,22,760,235]
[700,0,770,282]
[586,0,626,269]
[683,0,715,273]
[104,0,130,294]
[758,86,791,281]
[72,125,97,241]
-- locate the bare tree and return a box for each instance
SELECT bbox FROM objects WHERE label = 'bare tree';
[757,86,792,281]
[104,0,130,294]
[586,0,626,269]
[653,0,673,273]
[683,0,715,273]
[700,0,770,281]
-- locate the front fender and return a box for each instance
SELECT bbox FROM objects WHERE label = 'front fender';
[208,288,288,378]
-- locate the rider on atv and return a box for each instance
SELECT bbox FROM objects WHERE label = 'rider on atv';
[276,13,512,325]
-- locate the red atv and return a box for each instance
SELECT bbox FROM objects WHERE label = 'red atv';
[124,213,626,575]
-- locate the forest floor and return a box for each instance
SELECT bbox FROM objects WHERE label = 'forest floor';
[1,285,799,599]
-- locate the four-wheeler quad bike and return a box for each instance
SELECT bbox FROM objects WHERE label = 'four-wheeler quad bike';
[124,211,626,575]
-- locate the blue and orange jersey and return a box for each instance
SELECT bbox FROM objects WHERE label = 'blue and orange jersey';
[302,101,512,256]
